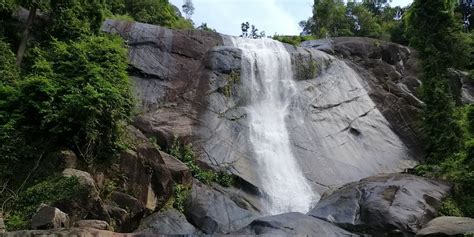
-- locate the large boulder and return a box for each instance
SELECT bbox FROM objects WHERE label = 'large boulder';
[160,151,193,186]
[75,220,111,231]
[31,205,69,230]
[135,209,199,235]
[416,216,474,236]
[308,174,451,235]
[184,181,257,234]
[235,212,359,236]
[58,169,110,223]
[109,191,145,232]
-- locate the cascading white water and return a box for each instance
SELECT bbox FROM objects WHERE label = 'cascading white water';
[230,37,317,215]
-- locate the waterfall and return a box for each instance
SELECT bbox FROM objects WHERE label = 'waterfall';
[230,37,318,215]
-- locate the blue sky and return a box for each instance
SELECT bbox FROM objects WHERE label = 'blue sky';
[169,0,413,36]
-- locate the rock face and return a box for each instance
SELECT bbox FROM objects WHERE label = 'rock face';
[416,216,474,236]
[31,205,69,230]
[235,212,358,236]
[102,20,424,205]
[302,37,425,159]
[184,181,257,234]
[308,174,451,235]
[135,209,199,235]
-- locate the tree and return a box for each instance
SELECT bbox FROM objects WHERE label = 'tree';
[311,0,353,38]
[47,0,106,40]
[197,23,216,32]
[406,0,463,161]
[299,18,314,36]
[240,22,265,39]
[121,0,192,29]
[0,35,133,173]
[15,0,50,66]
[182,0,194,19]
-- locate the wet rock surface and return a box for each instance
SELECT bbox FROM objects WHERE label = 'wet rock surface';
[184,181,257,234]
[235,212,359,236]
[308,173,451,235]
[102,20,425,200]
[135,208,199,235]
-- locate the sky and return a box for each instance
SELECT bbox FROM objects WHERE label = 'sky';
[169,0,413,36]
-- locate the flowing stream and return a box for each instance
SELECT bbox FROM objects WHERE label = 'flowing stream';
[230,37,317,215]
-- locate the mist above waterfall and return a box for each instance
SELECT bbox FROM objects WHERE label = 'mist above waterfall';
[230,37,318,215]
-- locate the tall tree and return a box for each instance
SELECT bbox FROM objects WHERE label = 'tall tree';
[182,0,194,19]
[15,0,49,66]
[406,0,462,161]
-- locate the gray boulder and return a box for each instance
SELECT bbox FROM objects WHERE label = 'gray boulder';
[135,209,199,235]
[236,212,359,236]
[184,181,257,234]
[416,216,474,236]
[160,151,193,186]
[31,205,69,230]
[57,169,110,223]
[308,174,451,235]
[75,220,111,231]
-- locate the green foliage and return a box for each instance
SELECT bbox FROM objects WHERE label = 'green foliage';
[297,59,320,80]
[100,179,118,199]
[241,22,265,39]
[309,0,405,41]
[47,0,106,40]
[106,0,193,29]
[311,0,354,38]
[413,105,474,217]
[223,71,240,98]
[4,176,83,230]
[0,35,133,177]
[272,35,316,46]
[406,0,464,161]
[439,197,464,217]
[169,138,235,187]
[0,39,18,83]
[197,23,216,32]
[0,0,15,12]
[172,184,190,212]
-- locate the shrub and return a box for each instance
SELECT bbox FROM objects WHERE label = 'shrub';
[172,184,191,213]
[4,176,83,231]
[169,138,235,187]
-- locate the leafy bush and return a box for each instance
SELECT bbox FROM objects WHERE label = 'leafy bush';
[172,184,191,213]
[439,198,464,217]
[0,35,133,177]
[169,138,235,187]
[4,176,83,230]
[48,0,106,40]
[106,0,193,29]
[0,39,18,83]
[272,35,315,46]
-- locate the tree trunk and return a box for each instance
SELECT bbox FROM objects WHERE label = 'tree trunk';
[16,6,37,66]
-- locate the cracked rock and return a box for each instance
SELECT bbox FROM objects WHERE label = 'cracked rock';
[308,173,451,235]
